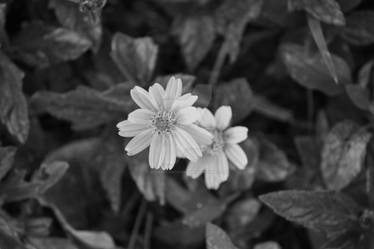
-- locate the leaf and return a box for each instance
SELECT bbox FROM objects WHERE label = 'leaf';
[254,241,282,249]
[0,147,16,181]
[321,121,372,190]
[308,16,338,83]
[31,83,133,130]
[260,190,361,237]
[281,43,350,95]
[111,32,158,82]
[336,0,361,12]
[0,51,29,144]
[127,152,165,204]
[225,198,261,231]
[92,133,126,212]
[0,170,43,203]
[288,0,345,25]
[341,11,374,46]
[206,223,238,249]
[28,237,78,249]
[252,95,295,123]
[345,84,370,111]
[215,0,263,62]
[69,230,116,249]
[13,21,91,68]
[49,0,103,51]
[256,136,294,182]
[214,78,255,123]
[32,161,70,194]
[173,14,215,70]
[154,220,205,246]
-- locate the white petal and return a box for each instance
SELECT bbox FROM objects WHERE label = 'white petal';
[117,120,150,137]
[173,127,202,162]
[224,126,248,144]
[176,107,199,125]
[130,86,157,111]
[125,129,153,156]
[149,133,165,169]
[171,93,197,111]
[149,83,165,109]
[179,124,213,145]
[216,151,229,181]
[128,109,154,123]
[199,108,216,129]
[162,134,176,170]
[215,106,232,130]
[186,157,206,179]
[204,155,222,189]
[165,77,182,109]
[224,144,248,169]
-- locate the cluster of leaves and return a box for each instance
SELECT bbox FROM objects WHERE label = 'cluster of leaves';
[1,0,374,249]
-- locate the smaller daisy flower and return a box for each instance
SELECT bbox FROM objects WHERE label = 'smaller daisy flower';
[186,106,248,189]
[117,76,213,170]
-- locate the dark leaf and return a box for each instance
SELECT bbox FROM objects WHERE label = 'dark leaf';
[225,198,261,231]
[308,16,338,83]
[288,0,345,25]
[32,161,70,194]
[252,95,295,123]
[127,152,165,204]
[336,0,361,12]
[0,147,16,181]
[281,43,350,95]
[31,83,133,130]
[92,133,126,212]
[345,84,370,111]
[13,22,91,68]
[260,190,361,237]
[154,220,205,246]
[206,223,238,249]
[215,0,263,62]
[214,78,255,123]
[341,11,374,46]
[256,136,294,182]
[111,32,158,82]
[49,0,103,51]
[0,229,27,249]
[173,14,215,70]
[321,121,372,190]
[0,51,29,144]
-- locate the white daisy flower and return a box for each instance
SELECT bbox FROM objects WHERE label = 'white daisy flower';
[116,76,213,170]
[186,106,248,189]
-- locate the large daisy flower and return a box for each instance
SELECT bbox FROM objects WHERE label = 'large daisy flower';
[117,77,213,170]
[186,106,248,189]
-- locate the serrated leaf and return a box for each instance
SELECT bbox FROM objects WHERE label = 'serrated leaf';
[341,11,374,46]
[214,78,255,123]
[127,152,165,204]
[288,0,345,25]
[260,190,361,237]
[111,32,158,82]
[0,51,29,144]
[13,21,91,68]
[281,43,350,95]
[49,0,102,51]
[321,121,372,190]
[206,223,238,249]
[256,137,294,182]
[0,147,16,181]
[215,0,263,62]
[31,83,133,130]
[173,14,215,70]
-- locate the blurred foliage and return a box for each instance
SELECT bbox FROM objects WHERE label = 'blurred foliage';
[1,0,374,249]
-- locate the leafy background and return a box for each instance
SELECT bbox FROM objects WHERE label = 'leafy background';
[1,0,374,249]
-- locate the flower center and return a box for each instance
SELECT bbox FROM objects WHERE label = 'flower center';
[205,130,224,155]
[152,111,176,134]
